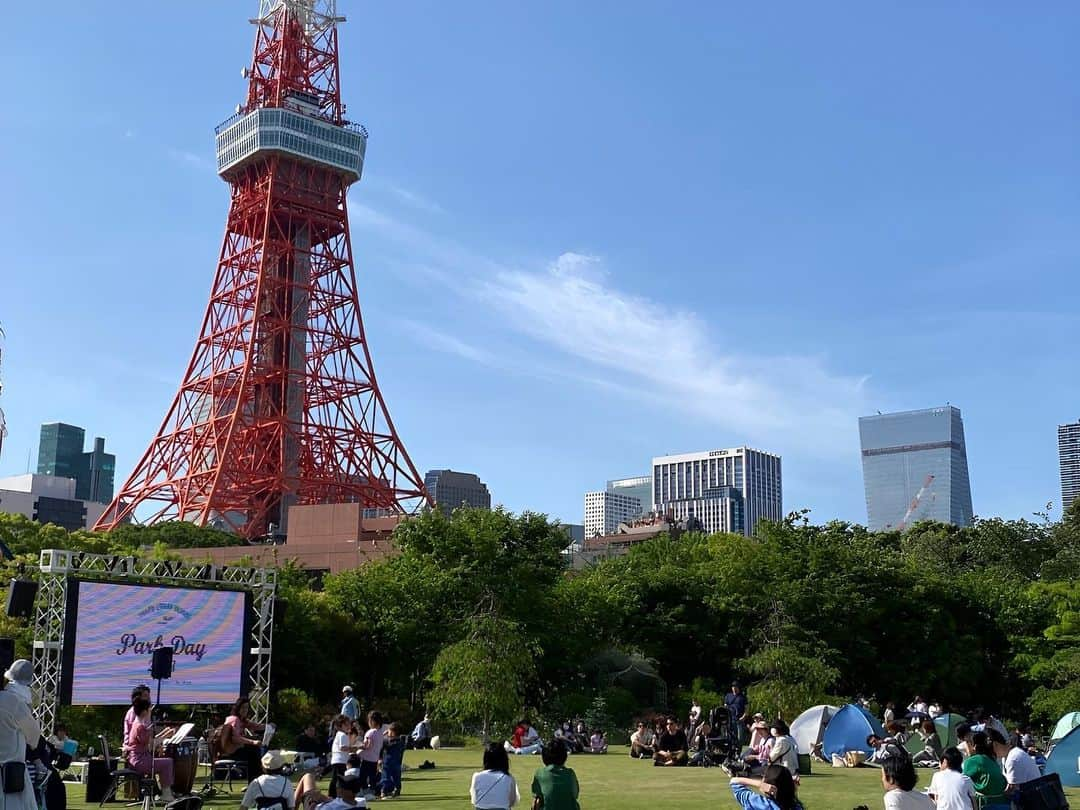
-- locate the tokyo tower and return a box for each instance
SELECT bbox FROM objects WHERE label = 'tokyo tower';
[95,0,429,539]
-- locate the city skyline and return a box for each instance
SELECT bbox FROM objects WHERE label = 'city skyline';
[1,3,1077,527]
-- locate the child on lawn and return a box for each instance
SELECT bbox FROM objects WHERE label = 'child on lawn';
[379,723,406,799]
[359,711,384,797]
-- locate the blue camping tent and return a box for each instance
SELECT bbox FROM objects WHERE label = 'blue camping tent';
[1046,724,1080,788]
[822,704,885,760]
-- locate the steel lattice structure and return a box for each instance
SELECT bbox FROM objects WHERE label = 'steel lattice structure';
[31,549,276,731]
[94,0,429,540]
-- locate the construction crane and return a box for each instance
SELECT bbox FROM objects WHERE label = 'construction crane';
[897,474,935,530]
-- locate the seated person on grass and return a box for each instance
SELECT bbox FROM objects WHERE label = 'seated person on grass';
[653,717,689,767]
[961,733,1008,810]
[749,714,770,749]
[629,722,655,759]
[867,734,906,765]
[733,719,774,776]
[242,752,295,810]
[767,721,799,780]
[729,763,804,810]
[505,720,542,756]
[988,729,1040,798]
[409,715,432,750]
[531,739,579,810]
[911,720,944,768]
[588,730,607,754]
[295,767,367,810]
[927,747,977,810]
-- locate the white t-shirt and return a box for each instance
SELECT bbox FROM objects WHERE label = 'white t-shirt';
[768,735,799,777]
[884,789,934,810]
[928,769,976,810]
[1003,746,1041,786]
[331,731,350,765]
[241,774,295,810]
[469,770,519,809]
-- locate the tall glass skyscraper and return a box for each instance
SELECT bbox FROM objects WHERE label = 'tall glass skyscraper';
[37,423,116,503]
[858,406,973,531]
[1060,420,1080,513]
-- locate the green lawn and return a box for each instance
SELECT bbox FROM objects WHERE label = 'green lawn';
[62,747,1080,810]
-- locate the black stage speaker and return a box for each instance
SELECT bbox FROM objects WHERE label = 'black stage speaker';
[84,758,113,803]
[151,647,174,680]
[6,579,37,619]
[0,638,14,676]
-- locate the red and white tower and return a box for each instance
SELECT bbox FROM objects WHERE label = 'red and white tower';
[95,0,429,539]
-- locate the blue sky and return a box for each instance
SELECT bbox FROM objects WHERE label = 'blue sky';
[0,1,1077,527]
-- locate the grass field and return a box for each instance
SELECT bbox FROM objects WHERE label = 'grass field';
[62,747,1080,810]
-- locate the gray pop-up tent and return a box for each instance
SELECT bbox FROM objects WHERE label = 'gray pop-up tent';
[790,704,839,755]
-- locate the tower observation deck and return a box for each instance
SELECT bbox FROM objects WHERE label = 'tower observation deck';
[215,100,367,184]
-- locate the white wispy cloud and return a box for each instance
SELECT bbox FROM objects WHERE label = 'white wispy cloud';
[350,201,868,455]
[400,320,496,366]
[478,253,868,455]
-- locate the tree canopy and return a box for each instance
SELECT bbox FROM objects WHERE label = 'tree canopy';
[4,500,1080,739]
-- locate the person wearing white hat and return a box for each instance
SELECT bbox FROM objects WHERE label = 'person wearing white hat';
[0,659,41,810]
[340,688,360,723]
[240,751,295,810]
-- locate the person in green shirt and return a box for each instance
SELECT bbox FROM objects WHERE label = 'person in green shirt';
[961,731,1009,809]
[531,739,580,810]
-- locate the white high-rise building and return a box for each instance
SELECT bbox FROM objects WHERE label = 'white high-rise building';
[1061,420,1080,513]
[652,447,782,536]
[584,490,643,537]
[606,475,652,514]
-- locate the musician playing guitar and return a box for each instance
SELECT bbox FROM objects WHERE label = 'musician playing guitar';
[219,697,266,777]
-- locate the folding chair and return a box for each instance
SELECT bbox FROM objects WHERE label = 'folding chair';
[96,736,154,807]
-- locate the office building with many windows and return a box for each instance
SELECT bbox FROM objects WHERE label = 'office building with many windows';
[0,474,108,531]
[1060,420,1080,513]
[858,406,973,531]
[651,447,782,536]
[37,423,116,503]
[423,469,492,516]
[606,475,652,514]
[584,490,643,537]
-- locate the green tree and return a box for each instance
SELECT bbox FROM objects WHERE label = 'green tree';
[425,614,536,741]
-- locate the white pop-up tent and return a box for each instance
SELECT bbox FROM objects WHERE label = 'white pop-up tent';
[790,704,839,755]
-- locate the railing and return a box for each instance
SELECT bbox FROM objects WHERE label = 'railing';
[214,104,367,138]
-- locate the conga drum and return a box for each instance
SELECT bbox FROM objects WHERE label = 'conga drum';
[168,738,199,795]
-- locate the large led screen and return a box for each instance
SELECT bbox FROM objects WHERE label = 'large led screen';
[65,581,248,705]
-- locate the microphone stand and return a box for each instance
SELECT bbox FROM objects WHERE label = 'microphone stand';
[148,659,173,809]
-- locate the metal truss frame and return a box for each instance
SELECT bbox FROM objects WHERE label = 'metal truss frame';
[32,549,276,731]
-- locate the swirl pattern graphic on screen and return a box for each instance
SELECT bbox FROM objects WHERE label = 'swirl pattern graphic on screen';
[70,581,246,705]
